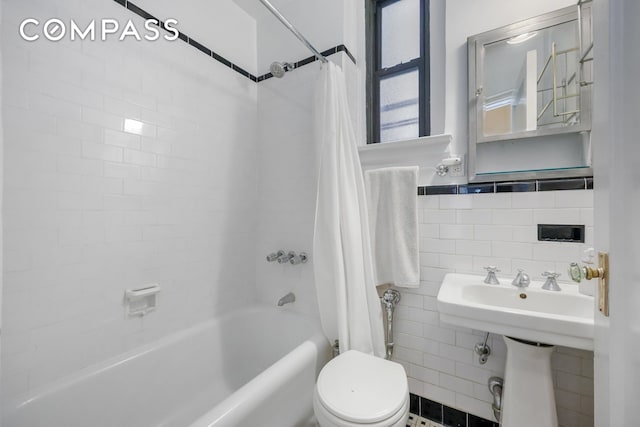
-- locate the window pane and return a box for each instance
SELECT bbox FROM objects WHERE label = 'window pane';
[379,69,419,143]
[381,0,420,68]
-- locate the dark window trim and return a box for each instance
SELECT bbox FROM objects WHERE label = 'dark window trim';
[366,0,430,144]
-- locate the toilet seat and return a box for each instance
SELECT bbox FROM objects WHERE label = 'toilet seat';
[314,350,408,426]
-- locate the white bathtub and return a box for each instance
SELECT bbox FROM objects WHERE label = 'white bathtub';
[3,305,331,427]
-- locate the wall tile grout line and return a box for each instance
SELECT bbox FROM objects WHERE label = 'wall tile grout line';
[111,0,356,83]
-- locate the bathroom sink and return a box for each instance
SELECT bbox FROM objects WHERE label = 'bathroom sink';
[437,273,594,350]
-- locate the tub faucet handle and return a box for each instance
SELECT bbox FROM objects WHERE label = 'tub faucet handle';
[289,252,308,265]
[277,251,295,264]
[266,250,285,262]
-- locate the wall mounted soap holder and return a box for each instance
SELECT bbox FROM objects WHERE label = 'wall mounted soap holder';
[124,284,160,317]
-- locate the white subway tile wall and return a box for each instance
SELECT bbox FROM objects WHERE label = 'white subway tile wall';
[1,1,595,425]
[393,190,594,427]
[254,65,320,317]
[1,0,258,402]
[254,55,355,317]
[252,0,352,317]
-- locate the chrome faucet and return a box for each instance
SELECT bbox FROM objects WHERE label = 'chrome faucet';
[277,251,295,264]
[267,250,308,265]
[484,266,500,285]
[511,269,530,289]
[266,250,285,262]
[277,292,295,306]
[541,271,562,291]
[289,252,308,265]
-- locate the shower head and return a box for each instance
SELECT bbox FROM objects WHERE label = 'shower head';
[269,61,293,78]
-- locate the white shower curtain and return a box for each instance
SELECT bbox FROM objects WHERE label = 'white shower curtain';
[312,62,385,358]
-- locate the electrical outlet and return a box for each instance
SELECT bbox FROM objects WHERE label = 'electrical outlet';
[448,160,465,177]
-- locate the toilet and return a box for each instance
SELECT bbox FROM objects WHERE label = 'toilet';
[313,350,409,427]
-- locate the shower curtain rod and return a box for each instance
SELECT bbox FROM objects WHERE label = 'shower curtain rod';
[258,0,329,63]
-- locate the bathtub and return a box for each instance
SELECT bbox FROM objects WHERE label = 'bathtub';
[3,305,331,427]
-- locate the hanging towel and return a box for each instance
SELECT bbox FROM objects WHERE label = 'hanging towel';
[365,166,420,288]
[313,62,386,358]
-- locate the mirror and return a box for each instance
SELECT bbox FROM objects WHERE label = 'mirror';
[468,4,593,182]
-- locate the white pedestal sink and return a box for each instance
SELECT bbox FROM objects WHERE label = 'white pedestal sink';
[436,273,595,426]
[501,336,557,427]
[437,273,594,350]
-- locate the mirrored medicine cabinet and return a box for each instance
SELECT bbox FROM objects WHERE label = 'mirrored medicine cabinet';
[468,3,594,182]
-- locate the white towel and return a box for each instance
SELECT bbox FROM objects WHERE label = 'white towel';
[365,166,420,288]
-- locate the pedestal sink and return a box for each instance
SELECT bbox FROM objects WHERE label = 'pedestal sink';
[437,273,594,350]
[436,273,595,427]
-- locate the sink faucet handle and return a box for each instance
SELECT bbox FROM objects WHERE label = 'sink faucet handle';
[483,266,501,285]
[511,269,530,288]
[541,271,562,291]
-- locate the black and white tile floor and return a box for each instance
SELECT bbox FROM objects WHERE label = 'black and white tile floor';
[407,413,444,427]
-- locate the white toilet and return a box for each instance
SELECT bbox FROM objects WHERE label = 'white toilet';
[313,350,409,427]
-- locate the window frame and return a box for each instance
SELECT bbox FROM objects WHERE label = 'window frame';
[366,0,431,144]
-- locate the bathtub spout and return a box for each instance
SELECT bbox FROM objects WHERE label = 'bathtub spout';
[277,292,295,306]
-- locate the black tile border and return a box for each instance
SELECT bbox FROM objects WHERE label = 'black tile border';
[444,406,468,427]
[113,0,356,82]
[418,176,593,196]
[126,1,154,20]
[468,413,499,427]
[537,177,587,191]
[496,180,536,193]
[256,44,357,82]
[425,185,459,195]
[419,396,443,423]
[188,38,212,56]
[458,183,495,194]
[410,393,497,427]
[410,393,420,415]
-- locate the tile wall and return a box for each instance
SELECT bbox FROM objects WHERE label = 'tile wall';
[254,53,357,317]
[0,1,597,426]
[393,189,595,427]
[254,62,320,317]
[252,0,357,316]
[1,0,258,403]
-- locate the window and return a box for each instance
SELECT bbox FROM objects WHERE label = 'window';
[367,0,430,143]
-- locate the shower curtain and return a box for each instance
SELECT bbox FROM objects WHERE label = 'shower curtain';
[313,62,385,358]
